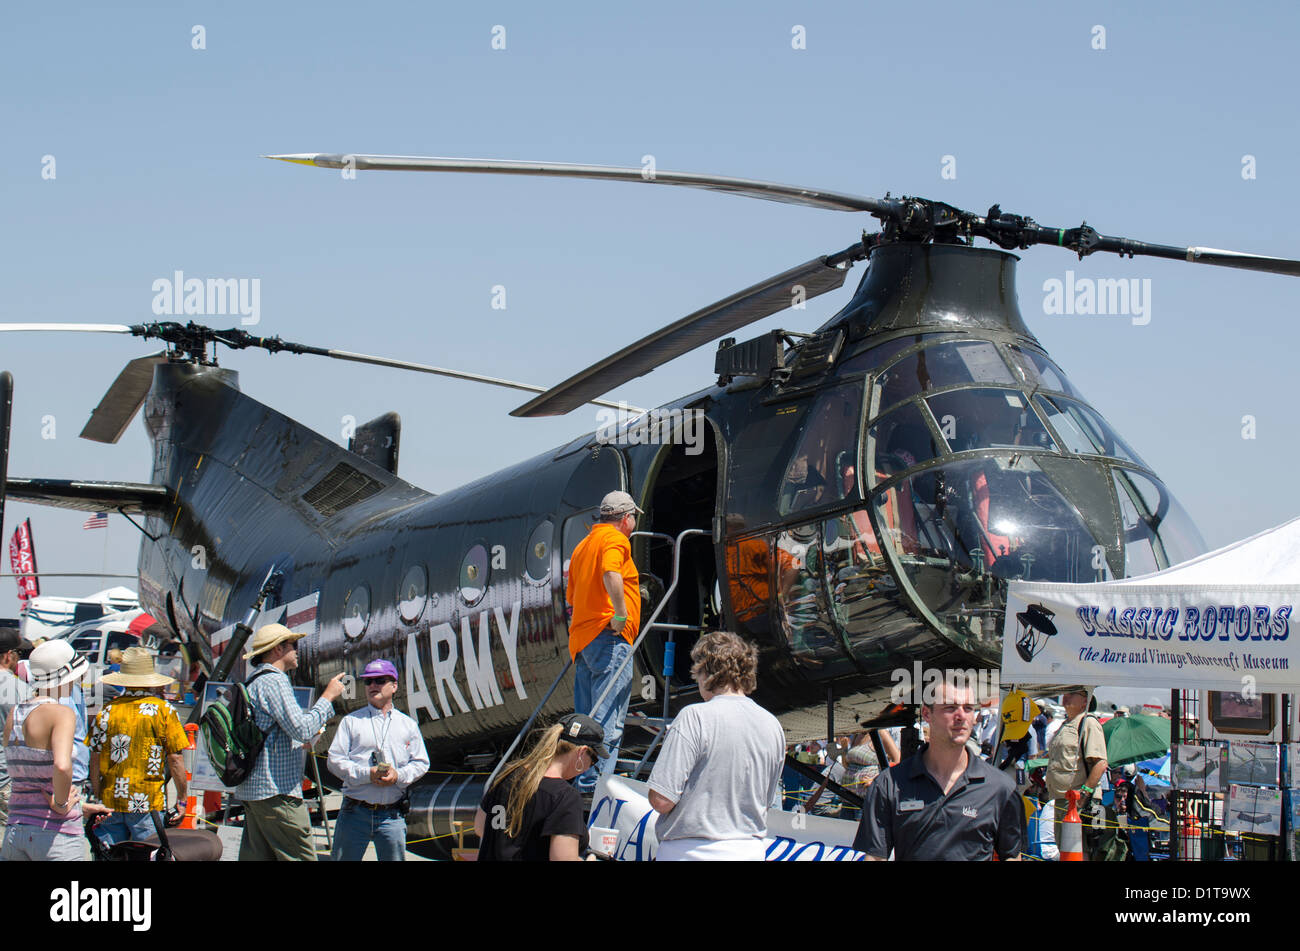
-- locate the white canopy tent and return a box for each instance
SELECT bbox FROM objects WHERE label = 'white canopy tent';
[1000,517,1300,690]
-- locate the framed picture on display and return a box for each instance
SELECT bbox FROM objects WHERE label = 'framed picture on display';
[1206,691,1277,738]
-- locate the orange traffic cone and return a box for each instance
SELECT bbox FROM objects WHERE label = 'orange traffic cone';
[180,724,200,829]
[1060,790,1084,861]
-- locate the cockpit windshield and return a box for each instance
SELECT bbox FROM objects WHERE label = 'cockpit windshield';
[924,388,1057,454]
[868,455,1111,659]
[1034,395,1147,469]
[1005,345,1080,399]
[843,336,1206,660]
[873,340,1015,412]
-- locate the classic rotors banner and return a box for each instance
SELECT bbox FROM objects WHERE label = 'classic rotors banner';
[590,775,865,861]
[1001,583,1296,690]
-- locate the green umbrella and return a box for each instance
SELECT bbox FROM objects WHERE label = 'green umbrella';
[1103,713,1171,767]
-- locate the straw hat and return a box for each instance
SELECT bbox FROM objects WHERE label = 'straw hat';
[242,623,308,659]
[27,640,89,690]
[102,646,175,688]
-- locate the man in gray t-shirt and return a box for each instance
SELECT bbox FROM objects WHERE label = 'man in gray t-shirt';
[647,632,784,861]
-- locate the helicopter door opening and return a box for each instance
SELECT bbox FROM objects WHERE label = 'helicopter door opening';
[637,418,720,695]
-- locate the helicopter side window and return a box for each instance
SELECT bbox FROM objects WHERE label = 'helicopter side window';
[1113,471,1161,577]
[924,389,1057,454]
[1113,468,1206,569]
[774,526,856,677]
[398,564,428,623]
[1034,395,1147,469]
[777,383,862,517]
[836,333,948,376]
[873,340,1014,414]
[1006,345,1080,398]
[864,402,942,486]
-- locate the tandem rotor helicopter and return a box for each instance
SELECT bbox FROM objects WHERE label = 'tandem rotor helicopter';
[3,155,1298,846]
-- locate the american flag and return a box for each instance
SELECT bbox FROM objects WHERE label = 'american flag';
[82,512,108,530]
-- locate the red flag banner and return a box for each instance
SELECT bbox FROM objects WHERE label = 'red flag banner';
[8,518,39,606]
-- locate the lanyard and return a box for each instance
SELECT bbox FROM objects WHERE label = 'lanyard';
[370,708,395,764]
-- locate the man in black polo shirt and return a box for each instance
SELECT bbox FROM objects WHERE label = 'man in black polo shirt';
[854,676,1024,861]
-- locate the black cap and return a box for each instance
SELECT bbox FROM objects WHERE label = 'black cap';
[558,713,609,758]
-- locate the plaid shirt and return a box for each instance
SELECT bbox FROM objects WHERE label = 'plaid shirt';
[234,665,333,803]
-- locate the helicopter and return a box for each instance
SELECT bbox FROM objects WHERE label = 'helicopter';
[4,155,1298,851]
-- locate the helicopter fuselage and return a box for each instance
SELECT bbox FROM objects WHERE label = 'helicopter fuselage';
[125,241,1205,764]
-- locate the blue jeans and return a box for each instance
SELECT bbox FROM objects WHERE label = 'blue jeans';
[1128,816,1151,861]
[331,799,407,861]
[573,630,633,793]
[93,811,158,849]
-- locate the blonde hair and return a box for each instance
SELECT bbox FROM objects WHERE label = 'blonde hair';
[489,723,582,839]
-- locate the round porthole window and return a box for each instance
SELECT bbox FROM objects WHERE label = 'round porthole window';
[398,564,427,624]
[525,521,553,584]
[343,584,371,639]
[460,544,489,605]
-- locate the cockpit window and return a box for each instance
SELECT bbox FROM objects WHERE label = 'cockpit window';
[924,388,1057,454]
[1035,395,1147,469]
[873,340,1014,413]
[778,382,862,516]
[1113,468,1206,571]
[1006,345,1080,398]
[865,402,942,486]
[837,333,950,376]
[869,455,1114,658]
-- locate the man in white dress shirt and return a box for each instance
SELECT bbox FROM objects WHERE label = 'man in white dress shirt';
[327,659,429,861]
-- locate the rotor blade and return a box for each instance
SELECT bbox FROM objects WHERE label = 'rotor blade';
[278,344,643,414]
[266,154,887,214]
[0,323,134,334]
[1006,223,1300,277]
[511,252,856,418]
[1181,246,1300,277]
[1066,233,1300,276]
[80,352,167,444]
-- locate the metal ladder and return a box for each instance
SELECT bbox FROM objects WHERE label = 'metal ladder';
[487,527,709,788]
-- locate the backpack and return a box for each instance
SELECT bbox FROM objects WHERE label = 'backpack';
[200,670,274,787]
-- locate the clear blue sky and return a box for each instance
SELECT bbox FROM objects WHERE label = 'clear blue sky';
[3,1,1298,605]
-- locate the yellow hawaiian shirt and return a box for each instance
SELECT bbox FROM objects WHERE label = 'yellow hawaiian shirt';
[86,690,190,812]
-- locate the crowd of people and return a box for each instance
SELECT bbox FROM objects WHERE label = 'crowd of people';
[0,622,430,862]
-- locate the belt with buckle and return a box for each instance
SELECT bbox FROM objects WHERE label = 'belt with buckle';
[346,797,400,811]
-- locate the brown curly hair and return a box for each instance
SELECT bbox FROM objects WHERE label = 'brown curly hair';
[689,631,758,694]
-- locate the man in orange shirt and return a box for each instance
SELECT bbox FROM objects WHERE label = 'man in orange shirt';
[566,490,642,794]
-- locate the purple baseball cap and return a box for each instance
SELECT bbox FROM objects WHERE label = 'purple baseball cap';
[361,659,398,680]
